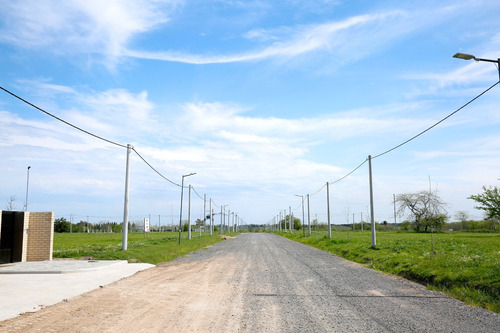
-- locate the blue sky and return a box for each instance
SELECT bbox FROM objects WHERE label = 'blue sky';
[1,0,500,227]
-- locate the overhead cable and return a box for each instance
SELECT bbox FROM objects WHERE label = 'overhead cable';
[310,182,327,197]
[295,80,499,205]
[329,158,368,184]
[190,186,205,201]
[372,80,500,159]
[0,86,189,190]
[0,86,127,149]
[131,148,181,187]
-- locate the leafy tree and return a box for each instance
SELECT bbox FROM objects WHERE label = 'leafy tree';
[195,218,205,228]
[454,211,469,222]
[396,189,447,231]
[279,215,302,230]
[468,185,500,220]
[54,217,70,233]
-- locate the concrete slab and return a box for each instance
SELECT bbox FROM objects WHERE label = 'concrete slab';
[0,260,154,322]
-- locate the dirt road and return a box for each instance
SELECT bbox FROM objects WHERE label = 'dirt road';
[1,233,499,332]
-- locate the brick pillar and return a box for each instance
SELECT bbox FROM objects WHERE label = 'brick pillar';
[26,212,54,261]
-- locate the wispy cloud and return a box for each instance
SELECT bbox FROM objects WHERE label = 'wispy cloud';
[125,11,407,64]
[0,0,178,67]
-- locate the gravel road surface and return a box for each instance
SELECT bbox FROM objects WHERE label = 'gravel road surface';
[1,233,498,332]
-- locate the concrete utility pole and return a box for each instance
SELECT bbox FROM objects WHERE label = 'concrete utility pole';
[285,209,288,232]
[393,194,397,229]
[307,194,311,235]
[122,144,132,250]
[368,155,376,247]
[289,206,292,233]
[220,206,223,233]
[295,195,305,237]
[178,172,196,245]
[188,185,192,240]
[209,199,213,236]
[327,182,331,239]
[203,194,206,235]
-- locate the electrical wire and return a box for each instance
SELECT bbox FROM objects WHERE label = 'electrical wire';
[131,148,181,187]
[0,86,127,149]
[290,80,499,212]
[190,186,205,201]
[372,80,500,159]
[329,158,368,184]
[0,86,190,190]
[310,182,327,197]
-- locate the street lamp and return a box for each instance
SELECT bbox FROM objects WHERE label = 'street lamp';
[295,194,305,237]
[24,166,31,211]
[178,172,196,245]
[453,52,500,81]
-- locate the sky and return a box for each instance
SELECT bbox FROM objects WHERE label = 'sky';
[1,0,500,227]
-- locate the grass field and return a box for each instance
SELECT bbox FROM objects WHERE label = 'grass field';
[53,231,236,264]
[278,230,500,313]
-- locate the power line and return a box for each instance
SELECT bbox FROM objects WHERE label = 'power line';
[0,86,188,190]
[296,80,499,206]
[132,147,181,187]
[310,182,327,197]
[372,80,500,159]
[0,86,127,149]
[329,159,368,184]
[191,186,205,201]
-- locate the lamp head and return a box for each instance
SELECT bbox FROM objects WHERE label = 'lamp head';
[453,53,476,60]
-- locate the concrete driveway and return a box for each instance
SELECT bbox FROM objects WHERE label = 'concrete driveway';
[0,260,154,321]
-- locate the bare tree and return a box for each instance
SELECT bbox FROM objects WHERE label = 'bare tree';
[5,195,17,211]
[396,189,447,231]
[454,210,469,231]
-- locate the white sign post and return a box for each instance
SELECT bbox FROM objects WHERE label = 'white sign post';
[144,217,150,238]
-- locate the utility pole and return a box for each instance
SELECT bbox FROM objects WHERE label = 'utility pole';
[368,155,376,247]
[178,172,196,245]
[284,209,288,232]
[307,194,311,235]
[209,199,213,236]
[122,144,132,250]
[203,194,206,235]
[393,193,397,230]
[327,182,331,239]
[188,184,192,240]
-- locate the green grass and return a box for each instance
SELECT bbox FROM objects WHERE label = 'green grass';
[278,230,500,313]
[53,232,237,265]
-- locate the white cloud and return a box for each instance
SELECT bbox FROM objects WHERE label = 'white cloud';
[0,0,177,66]
[125,11,409,64]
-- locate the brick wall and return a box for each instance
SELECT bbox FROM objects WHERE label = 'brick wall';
[26,212,54,261]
